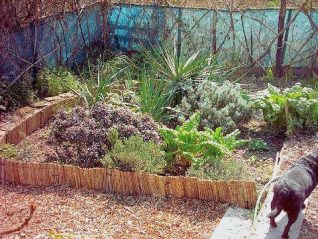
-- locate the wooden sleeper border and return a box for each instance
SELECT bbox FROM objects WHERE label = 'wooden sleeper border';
[0,93,257,209]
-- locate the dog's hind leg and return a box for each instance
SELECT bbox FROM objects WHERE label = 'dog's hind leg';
[268,208,282,227]
[281,207,301,239]
[268,200,282,228]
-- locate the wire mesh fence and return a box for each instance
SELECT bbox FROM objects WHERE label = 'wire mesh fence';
[0,0,317,82]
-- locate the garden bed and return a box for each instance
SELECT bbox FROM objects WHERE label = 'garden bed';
[0,95,257,208]
[0,183,227,238]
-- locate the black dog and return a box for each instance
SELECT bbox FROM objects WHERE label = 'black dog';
[267,150,318,239]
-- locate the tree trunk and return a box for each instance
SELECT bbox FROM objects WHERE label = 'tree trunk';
[275,0,287,78]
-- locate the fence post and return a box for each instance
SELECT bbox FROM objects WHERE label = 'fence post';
[211,10,218,55]
[275,0,287,78]
[1,158,4,185]
[100,0,111,47]
[175,7,182,61]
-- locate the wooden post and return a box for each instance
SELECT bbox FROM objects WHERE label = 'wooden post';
[100,0,110,48]
[282,9,292,64]
[1,158,4,185]
[211,10,218,55]
[275,0,287,78]
[175,7,182,61]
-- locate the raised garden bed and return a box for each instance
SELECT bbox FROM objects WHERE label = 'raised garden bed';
[0,95,257,209]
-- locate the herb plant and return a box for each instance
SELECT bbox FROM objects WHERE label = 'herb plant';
[0,144,18,159]
[248,139,269,151]
[101,135,166,174]
[176,81,252,133]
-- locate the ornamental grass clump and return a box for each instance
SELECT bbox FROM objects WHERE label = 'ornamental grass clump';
[176,81,252,133]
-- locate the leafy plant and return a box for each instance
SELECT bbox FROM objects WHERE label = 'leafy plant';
[253,83,318,133]
[248,139,269,151]
[176,81,252,133]
[0,144,18,159]
[36,67,79,97]
[160,113,244,170]
[101,135,166,174]
[139,77,174,122]
[0,77,35,112]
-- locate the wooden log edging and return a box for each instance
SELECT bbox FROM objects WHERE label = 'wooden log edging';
[1,158,257,208]
[0,92,76,145]
[0,93,257,209]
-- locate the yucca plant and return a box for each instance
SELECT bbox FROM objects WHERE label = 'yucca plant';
[141,44,209,89]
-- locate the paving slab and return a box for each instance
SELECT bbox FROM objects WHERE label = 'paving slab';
[210,207,253,239]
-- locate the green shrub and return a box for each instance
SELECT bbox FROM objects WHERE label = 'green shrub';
[74,55,134,108]
[248,139,269,151]
[160,113,244,170]
[186,158,245,181]
[0,144,18,159]
[101,136,166,174]
[49,104,162,167]
[176,81,252,133]
[253,83,318,133]
[0,78,35,112]
[49,107,108,168]
[36,67,79,97]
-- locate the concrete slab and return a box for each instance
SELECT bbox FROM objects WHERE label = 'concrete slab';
[210,207,253,239]
[250,191,307,239]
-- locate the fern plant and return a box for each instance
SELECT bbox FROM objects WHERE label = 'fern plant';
[253,83,318,133]
[160,113,244,169]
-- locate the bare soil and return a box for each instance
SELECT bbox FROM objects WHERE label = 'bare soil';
[235,117,285,190]
[0,183,227,239]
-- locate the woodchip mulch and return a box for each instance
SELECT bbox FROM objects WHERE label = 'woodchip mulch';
[278,131,318,239]
[0,183,227,239]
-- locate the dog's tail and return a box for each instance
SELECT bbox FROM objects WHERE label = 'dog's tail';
[253,176,281,223]
[267,208,278,218]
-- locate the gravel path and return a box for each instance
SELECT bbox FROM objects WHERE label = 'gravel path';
[0,184,227,239]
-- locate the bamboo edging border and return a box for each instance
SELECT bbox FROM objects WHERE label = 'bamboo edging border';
[0,93,257,209]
